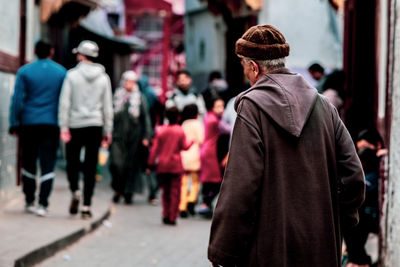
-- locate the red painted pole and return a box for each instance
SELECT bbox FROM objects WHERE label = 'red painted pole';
[161,13,171,105]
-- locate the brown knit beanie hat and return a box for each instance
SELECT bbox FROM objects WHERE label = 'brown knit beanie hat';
[235,24,290,60]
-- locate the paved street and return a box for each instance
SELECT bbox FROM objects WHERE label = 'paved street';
[0,167,112,267]
[38,193,212,267]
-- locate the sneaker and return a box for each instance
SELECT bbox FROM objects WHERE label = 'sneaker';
[36,205,48,217]
[69,195,80,215]
[25,203,36,214]
[149,198,158,206]
[81,210,92,220]
[197,203,211,214]
[180,211,188,218]
[198,204,213,218]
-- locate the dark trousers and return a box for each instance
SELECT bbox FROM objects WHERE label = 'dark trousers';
[343,209,379,265]
[202,182,221,208]
[140,146,158,201]
[20,125,59,207]
[66,127,102,206]
[146,172,159,201]
[158,173,182,222]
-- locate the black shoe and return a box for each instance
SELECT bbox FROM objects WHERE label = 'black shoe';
[180,211,188,218]
[112,194,120,203]
[69,196,80,215]
[81,210,92,220]
[162,217,176,226]
[187,203,196,216]
[124,194,133,205]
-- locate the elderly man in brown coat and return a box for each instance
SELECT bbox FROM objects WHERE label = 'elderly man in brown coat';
[208,25,365,267]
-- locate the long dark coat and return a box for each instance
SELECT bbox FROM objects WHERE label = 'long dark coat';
[109,95,151,195]
[208,68,365,267]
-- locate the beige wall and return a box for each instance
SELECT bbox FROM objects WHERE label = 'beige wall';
[0,72,18,203]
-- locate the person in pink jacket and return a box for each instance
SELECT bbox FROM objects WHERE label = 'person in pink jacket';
[179,104,204,218]
[147,107,193,225]
[198,97,225,217]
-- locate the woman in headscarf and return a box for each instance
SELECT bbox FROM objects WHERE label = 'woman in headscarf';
[109,70,152,204]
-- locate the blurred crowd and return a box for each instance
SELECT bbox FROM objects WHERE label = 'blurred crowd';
[9,39,241,225]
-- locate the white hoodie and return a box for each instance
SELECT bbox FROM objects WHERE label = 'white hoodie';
[59,62,113,134]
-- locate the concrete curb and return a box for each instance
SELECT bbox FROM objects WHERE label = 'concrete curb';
[14,208,111,267]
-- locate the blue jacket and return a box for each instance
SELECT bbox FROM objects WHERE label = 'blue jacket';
[9,59,66,128]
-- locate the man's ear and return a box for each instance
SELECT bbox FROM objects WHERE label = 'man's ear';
[49,48,55,58]
[251,60,259,75]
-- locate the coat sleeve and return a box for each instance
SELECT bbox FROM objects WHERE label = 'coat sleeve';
[58,75,72,131]
[334,109,365,227]
[180,130,194,151]
[103,76,114,135]
[197,121,204,145]
[9,70,26,128]
[147,130,160,167]
[196,94,206,116]
[208,100,264,266]
[140,95,152,140]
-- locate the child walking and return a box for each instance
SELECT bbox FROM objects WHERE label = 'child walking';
[147,107,193,225]
[179,104,204,217]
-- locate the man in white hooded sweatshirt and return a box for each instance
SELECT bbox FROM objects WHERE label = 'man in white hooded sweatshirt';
[59,40,113,219]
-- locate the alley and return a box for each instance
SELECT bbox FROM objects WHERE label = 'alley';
[38,190,212,267]
[1,0,396,266]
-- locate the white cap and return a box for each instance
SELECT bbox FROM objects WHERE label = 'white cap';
[72,40,99,58]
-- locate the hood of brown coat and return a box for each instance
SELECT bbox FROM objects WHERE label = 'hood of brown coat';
[235,68,318,137]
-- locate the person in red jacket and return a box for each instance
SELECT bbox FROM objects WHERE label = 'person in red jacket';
[147,107,193,225]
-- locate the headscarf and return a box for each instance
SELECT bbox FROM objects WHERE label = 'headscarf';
[113,71,141,118]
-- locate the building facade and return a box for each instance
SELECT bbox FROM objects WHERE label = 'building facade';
[258,0,343,72]
[185,0,342,95]
[185,0,227,92]
[0,0,39,202]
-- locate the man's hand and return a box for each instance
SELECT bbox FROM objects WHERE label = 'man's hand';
[221,153,229,168]
[60,130,71,143]
[8,127,19,136]
[142,138,149,147]
[103,134,112,146]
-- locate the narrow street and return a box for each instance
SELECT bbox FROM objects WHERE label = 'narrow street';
[38,192,212,267]
[1,0,396,265]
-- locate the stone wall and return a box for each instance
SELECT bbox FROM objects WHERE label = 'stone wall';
[384,0,400,265]
[0,72,18,203]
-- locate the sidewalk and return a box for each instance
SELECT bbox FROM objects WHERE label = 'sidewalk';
[0,168,112,267]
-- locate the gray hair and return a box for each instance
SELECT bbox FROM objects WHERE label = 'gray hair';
[241,56,286,71]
